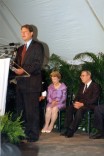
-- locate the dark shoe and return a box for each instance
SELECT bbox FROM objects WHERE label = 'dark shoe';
[90,132,104,139]
[28,138,39,142]
[60,129,68,136]
[20,139,28,143]
[65,129,74,138]
[20,136,29,143]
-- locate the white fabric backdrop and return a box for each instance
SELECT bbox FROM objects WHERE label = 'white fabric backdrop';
[0,58,10,116]
[0,0,104,63]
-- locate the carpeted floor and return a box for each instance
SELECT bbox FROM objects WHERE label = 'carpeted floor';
[18,131,104,156]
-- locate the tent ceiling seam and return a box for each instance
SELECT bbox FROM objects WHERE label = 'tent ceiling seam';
[85,0,104,31]
[0,9,21,42]
[1,0,21,26]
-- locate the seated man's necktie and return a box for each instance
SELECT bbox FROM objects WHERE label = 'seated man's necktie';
[83,84,87,93]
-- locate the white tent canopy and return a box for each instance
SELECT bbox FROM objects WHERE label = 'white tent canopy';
[0,0,104,63]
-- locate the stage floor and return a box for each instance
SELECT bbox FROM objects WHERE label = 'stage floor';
[19,131,104,156]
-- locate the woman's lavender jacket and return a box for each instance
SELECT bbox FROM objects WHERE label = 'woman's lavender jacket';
[47,83,67,110]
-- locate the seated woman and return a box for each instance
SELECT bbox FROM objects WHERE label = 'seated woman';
[41,71,67,133]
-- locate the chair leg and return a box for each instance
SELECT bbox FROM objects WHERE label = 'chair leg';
[87,111,91,136]
[57,110,65,132]
[58,111,61,132]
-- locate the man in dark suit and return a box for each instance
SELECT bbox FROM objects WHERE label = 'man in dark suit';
[39,69,47,129]
[13,24,44,142]
[90,105,104,139]
[61,70,101,138]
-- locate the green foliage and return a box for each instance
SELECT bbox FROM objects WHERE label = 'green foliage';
[44,52,104,102]
[46,53,80,95]
[0,113,25,144]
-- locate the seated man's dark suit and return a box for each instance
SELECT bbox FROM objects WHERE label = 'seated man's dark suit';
[39,74,48,129]
[94,105,104,131]
[64,81,101,134]
[90,105,104,139]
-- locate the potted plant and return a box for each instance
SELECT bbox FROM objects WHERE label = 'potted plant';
[0,113,25,144]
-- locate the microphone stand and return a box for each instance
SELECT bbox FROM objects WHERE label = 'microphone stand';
[0,46,30,77]
[0,53,7,58]
[6,47,30,77]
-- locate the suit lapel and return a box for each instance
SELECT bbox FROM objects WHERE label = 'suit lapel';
[87,82,92,91]
[83,82,92,94]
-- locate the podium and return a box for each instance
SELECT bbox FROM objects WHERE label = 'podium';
[0,58,10,116]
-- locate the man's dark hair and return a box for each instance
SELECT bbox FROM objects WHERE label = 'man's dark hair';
[21,24,33,32]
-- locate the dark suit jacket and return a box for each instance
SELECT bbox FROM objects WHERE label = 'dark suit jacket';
[15,40,44,92]
[74,81,101,109]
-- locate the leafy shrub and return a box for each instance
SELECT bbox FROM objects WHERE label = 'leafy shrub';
[0,113,25,144]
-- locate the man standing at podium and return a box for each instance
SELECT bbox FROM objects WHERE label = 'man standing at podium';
[13,24,44,142]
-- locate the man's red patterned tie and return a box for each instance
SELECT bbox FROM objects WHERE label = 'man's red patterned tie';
[21,44,27,64]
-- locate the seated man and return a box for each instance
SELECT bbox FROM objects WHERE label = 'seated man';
[39,69,48,129]
[90,105,104,139]
[61,70,101,138]
[39,82,47,129]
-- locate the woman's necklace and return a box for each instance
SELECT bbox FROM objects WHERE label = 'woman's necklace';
[54,82,61,89]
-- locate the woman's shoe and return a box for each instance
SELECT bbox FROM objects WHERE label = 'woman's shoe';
[46,126,53,133]
[41,129,46,133]
[45,130,51,133]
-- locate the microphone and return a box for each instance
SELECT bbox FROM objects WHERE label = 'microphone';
[9,43,21,46]
[5,50,9,54]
